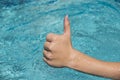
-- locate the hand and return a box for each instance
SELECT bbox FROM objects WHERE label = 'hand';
[43,15,74,67]
[43,15,120,80]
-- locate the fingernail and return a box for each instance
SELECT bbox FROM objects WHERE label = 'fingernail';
[66,15,69,18]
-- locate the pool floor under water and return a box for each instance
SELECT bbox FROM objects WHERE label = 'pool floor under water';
[0,0,120,80]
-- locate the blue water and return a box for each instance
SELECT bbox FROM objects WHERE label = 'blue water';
[0,0,120,80]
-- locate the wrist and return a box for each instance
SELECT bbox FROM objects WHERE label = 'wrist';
[65,49,99,72]
[65,48,80,68]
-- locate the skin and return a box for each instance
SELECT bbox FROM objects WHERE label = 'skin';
[43,15,120,80]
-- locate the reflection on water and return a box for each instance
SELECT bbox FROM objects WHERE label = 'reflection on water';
[0,0,120,80]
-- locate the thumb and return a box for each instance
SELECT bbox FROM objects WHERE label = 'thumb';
[64,15,71,37]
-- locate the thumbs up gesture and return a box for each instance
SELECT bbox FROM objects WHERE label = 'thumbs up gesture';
[43,16,120,79]
[43,15,74,67]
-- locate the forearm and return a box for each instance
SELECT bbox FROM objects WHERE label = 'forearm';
[67,49,120,80]
[43,16,120,79]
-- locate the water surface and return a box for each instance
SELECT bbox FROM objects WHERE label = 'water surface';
[0,0,120,80]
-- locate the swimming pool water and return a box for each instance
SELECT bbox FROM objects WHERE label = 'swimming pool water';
[0,0,120,80]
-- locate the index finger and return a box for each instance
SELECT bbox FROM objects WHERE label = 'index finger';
[46,33,57,42]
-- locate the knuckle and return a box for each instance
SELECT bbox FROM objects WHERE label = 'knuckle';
[47,33,60,42]
[43,58,49,63]
[47,33,54,38]
[43,50,47,54]
[49,44,55,51]
[44,42,50,50]
[43,58,53,66]
[43,51,47,57]
[53,35,59,41]
[53,36,57,41]
[44,42,48,46]
[43,50,53,59]
[48,45,52,50]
